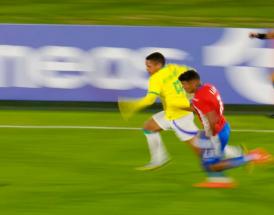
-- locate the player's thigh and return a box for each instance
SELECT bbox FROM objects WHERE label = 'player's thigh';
[200,126,230,168]
[144,111,170,132]
[212,123,230,152]
[171,113,198,142]
[200,136,223,169]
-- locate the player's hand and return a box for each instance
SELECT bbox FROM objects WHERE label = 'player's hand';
[180,106,193,112]
[118,99,135,120]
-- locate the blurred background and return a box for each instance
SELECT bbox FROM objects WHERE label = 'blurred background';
[0,1,273,215]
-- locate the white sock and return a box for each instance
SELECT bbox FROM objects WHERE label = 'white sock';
[144,131,168,164]
[224,145,243,158]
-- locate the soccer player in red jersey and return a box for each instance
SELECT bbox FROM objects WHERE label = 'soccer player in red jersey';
[178,70,273,188]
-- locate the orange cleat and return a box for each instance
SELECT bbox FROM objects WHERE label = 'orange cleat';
[193,177,237,189]
[193,181,236,189]
[248,148,273,165]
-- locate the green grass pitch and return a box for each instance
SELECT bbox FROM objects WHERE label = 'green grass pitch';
[0,110,273,215]
[0,0,273,27]
[0,1,273,214]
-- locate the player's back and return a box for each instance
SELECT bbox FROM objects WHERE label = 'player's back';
[151,64,191,120]
[193,83,226,135]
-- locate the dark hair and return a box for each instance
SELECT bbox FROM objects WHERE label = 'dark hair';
[178,70,200,81]
[146,52,166,66]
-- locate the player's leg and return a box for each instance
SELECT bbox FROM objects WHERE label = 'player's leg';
[198,129,245,160]
[170,114,242,158]
[224,144,245,158]
[137,111,170,170]
[171,113,200,154]
[205,148,273,172]
[195,123,236,188]
[197,124,272,188]
[205,123,272,171]
[171,113,242,158]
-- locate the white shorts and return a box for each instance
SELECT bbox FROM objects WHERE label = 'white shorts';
[152,111,198,141]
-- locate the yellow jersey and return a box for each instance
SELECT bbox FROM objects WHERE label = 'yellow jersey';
[148,64,192,119]
[118,64,192,120]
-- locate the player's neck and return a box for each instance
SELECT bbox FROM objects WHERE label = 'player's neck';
[194,82,203,92]
[197,82,203,89]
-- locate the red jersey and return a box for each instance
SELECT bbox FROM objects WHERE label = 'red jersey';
[192,83,226,136]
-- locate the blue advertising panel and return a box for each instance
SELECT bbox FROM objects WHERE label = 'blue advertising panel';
[0,24,273,104]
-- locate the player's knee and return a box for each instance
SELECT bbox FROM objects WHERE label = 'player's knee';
[143,121,151,131]
[143,117,162,133]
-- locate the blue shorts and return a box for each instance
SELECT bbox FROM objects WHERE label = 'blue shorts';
[198,123,231,170]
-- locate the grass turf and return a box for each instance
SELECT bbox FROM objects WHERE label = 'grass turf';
[0,1,273,214]
[0,0,273,27]
[0,110,273,215]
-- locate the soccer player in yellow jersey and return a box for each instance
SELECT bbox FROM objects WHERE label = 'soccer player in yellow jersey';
[119,52,199,170]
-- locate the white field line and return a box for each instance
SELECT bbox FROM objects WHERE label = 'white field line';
[0,125,273,133]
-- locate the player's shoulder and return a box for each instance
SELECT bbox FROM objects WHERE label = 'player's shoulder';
[197,84,220,100]
[204,83,219,95]
[156,64,194,80]
[154,64,174,78]
[195,83,214,97]
[165,64,195,75]
[202,83,213,89]
[201,83,216,91]
[162,63,190,70]
[174,63,194,71]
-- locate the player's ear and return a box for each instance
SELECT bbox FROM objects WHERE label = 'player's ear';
[156,62,162,69]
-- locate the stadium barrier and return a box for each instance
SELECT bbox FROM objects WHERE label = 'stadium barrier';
[0,24,273,105]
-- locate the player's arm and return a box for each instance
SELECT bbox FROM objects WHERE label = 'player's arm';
[180,104,195,112]
[204,110,220,136]
[194,94,217,136]
[119,75,162,120]
[118,93,158,120]
[124,93,158,112]
[249,30,274,39]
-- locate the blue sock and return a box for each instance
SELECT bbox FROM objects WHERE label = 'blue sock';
[207,172,226,178]
[205,156,251,172]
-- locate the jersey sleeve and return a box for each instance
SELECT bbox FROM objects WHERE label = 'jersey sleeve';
[118,93,157,120]
[118,74,162,120]
[178,65,197,75]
